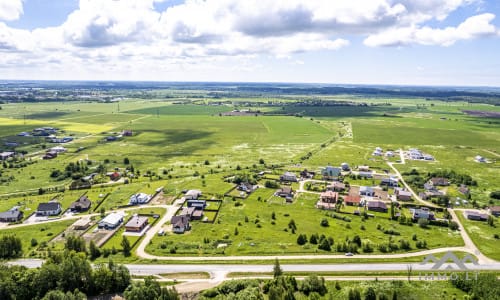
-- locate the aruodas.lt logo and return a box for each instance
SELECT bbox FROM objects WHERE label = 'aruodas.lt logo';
[418,251,479,280]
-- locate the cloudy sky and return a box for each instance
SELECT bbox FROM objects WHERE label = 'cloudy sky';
[0,0,499,86]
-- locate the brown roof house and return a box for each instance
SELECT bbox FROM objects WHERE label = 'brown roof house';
[275,186,294,202]
[326,182,346,192]
[344,195,361,206]
[489,206,500,217]
[395,188,412,201]
[70,195,92,212]
[430,177,450,186]
[125,215,149,232]
[171,215,191,234]
[367,200,388,213]
[320,191,339,203]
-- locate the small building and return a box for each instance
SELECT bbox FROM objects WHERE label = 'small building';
[0,208,23,222]
[280,172,298,182]
[410,207,434,220]
[129,193,151,205]
[300,169,315,179]
[341,163,350,171]
[125,215,149,232]
[367,200,388,213]
[358,165,370,172]
[458,185,470,195]
[429,177,450,186]
[275,186,293,198]
[358,171,373,178]
[320,166,341,178]
[464,210,488,221]
[36,202,62,216]
[191,209,204,220]
[187,199,207,209]
[381,177,399,187]
[489,206,500,217]
[98,212,124,229]
[475,155,486,163]
[237,182,257,193]
[0,151,14,161]
[171,215,191,233]
[69,195,92,212]
[109,172,121,181]
[326,181,346,192]
[49,146,67,153]
[122,130,133,136]
[395,189,412,201]
[184,189,202,200]
[359,186,375,197]
[320,191,338,203]
[105,136,118,142]
[43,151,58,160]
[386,151,394,157]
[181,207,196,219]
[344,195,361,206]
[72,218,91,230]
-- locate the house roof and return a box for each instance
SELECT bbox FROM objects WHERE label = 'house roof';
[367,201,387,209]
[100,213,123,226]
[70,195,91,209]
[171,215,189,228]
[279,186,292,194]
[489,206,500,213]
[344,195,361,203]
[430,177,449,185]
[0,209,22,219]
[283,172,296,177]
[185,190,202,197]
[398,190,412,197]
[320,191,338,199]
[37,202,61,212]
[125,216,148,228]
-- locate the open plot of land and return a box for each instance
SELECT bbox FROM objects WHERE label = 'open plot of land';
[456,211,500,261]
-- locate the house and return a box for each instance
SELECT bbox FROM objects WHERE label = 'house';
[181,207,196,219]
[341,163,350,171]
[187,199,207,209]
[320,191,338,203]
[184,189,202,200]
[191,209,204,220]
[49,146,67,153]
[367,200,388,212]
[17,132,30,137]
[0,151,14,161]
[358,171,373,178]
[344,195,361,206]
[125,215,149,232]
[410,207,435,220]
[395,189,412,201]
[276,186,293,198]
[36,202,62,216]
[320,166,341,178]
[386,151,394,157]
[372,149,383,156]
[359,186,375,197]
[458,184,469,195]
[358,166,370,172]
[424,183,435,191]
[0,208,23,222]
[43,151,57,160]
[475,155,486,163]
[98,212,124,229]
[280,172,298,182]
[105,136,118,142]
[237,182,257,193]
[129,193,151,205]
[171,215,191,233]
[72,218,91,230]
[464,211,488,221]
[69,195,92,212]
[109,172,121,181]
[326,181,346,192]
[429,177,450,186]
[300,169,315,179]
[423,154,434,161]
[489,206,500,217]
[381,177,399,187]
[122,130,133,136]
[409,149,424,160]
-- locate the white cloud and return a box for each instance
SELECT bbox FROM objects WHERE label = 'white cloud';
[364,13,497,47]
[0,0,23,21]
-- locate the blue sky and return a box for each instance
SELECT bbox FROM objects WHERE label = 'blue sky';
[0,0,499,86]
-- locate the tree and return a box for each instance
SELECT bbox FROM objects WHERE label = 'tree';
[0,235,22,259]
[487,215,495,227]
[299,276,327,296]
[259,158,265,164]
[407,264,413,282]
[348,289,362,300]
[273,258,283,278]
[318,238,331,251]
[123,157,130,165]
[65,236,86,253]
[204,160,210,165]
[309,234,318,244]
[364,287,377,300]
[121,236,131,257]
[297,234,307,245]
[41,290,86,300]
[89,240,100,260]
[320,218,329,227]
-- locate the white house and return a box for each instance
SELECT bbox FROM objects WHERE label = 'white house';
[185,189,202,200]
[359,186,375,197]
[475,155,486,163]
[49,146,67,153]
[98,212,124,229]
[36,202,62,216]
[129,193,151,205]
[280,172,298,182]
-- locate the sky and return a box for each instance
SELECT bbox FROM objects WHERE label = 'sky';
[0,0,499,86]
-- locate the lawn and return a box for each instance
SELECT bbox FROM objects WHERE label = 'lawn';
[146,188,463,256]
[456,211,500,261]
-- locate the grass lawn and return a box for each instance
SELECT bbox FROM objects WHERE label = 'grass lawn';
[456,211,500,261]
[146,189,463,256]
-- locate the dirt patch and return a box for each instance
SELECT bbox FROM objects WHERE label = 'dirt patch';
[462,110,500,118]
[151,192,173,205]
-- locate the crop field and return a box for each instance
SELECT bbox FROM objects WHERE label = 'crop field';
[0,97,499,260]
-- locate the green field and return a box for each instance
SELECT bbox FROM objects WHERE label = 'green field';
[0,98,499,260]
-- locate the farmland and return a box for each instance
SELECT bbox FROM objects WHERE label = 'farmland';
[0,91,499,263]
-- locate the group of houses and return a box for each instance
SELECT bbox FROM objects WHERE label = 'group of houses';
[464,206,500,221]
[406,148,434,161]
[372,147,395,157]
[43,146,67,160]
[105,130,133,142]
[170,190,205,233]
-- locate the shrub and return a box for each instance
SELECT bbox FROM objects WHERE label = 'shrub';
[418,218,429,229]
[320,218,329,227]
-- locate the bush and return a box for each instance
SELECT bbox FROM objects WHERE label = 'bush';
[320,218,329,227]
[297,234,308,245]
[418,218,429,229]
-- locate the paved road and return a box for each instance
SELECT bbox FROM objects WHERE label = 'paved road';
[135,205,177,259]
